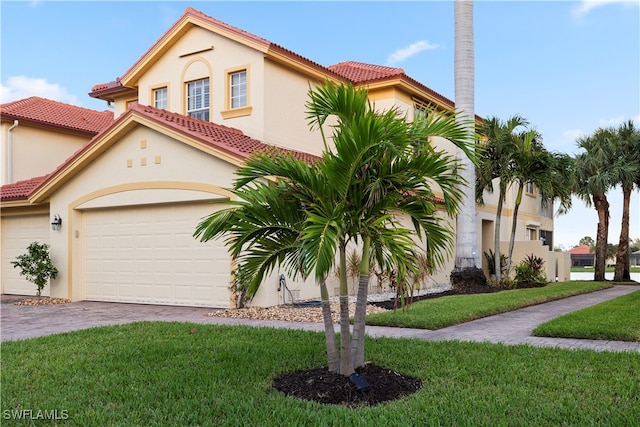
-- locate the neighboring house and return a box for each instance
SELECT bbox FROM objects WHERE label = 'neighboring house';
[1,98,114,297]
[0,7,564,308]
[568,245,595,267]
[631,250,640,267]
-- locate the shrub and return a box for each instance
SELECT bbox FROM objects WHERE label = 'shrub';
[514,254,546,285]
[484,249,507,276]
[11,242,58,297]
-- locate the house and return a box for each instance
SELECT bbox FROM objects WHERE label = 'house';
[631,250,640,267]
[0,7,567,308]
[568,245,595,267]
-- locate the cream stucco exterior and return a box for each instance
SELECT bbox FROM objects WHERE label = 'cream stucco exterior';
[1,6,567,308]
[1,121,89,185]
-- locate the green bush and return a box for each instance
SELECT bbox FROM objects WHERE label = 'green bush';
[11,241,58,296]
[515,254,546,284]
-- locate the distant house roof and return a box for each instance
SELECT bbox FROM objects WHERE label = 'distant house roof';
[568,245,593,255]
[0,97,114,135]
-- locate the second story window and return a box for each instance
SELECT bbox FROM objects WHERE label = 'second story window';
[230,70,247,109]
[154,87,167,110]
[525,181,535,194]
[187,78,210,121]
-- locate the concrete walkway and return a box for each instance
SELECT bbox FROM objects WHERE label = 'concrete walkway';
[2,286,639,353]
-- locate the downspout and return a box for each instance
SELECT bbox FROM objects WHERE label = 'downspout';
[7,120,19,183]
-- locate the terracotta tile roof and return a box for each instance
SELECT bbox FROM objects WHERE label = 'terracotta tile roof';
[568,245,593,255]
[127,103,319,163]
[91,7,345,99]
[328,61,405,82]
[26,104,320,202]
[0,97,114,134]
[0,175,48,201]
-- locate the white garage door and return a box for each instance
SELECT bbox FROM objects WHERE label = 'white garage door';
[83,202,231,307]
[1,214,51,296]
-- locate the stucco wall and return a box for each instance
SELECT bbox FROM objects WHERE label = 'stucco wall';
[1,123,89,185]
[47,125,240,301]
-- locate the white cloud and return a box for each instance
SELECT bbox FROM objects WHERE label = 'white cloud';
[572,0,638,17]
[598,115,626,127]
[562,128,584,142]
[0,76,78,105]
[386,40,440,66]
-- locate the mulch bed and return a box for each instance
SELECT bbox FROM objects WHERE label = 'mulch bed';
[14,297,71,306]
[273,363,422,407]
[275,280,547,406]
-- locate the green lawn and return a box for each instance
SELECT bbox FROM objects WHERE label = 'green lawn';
[366,281,613,330]
[2,322,638,426]
[533,290,640,342]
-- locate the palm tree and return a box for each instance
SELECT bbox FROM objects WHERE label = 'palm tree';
[503,129,547,275]
[573,128,617,281]
[612,120,640,281]
[452,0,484,285]
[476,115,529,281]
[196,82,472,376]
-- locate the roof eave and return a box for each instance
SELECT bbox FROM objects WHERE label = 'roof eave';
[0,113,102,138]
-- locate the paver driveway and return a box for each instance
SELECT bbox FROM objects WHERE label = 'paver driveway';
[2,286,639,352]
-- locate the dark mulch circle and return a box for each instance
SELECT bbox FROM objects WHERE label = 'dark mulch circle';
[272,363,422,407]
[274,281,547,406]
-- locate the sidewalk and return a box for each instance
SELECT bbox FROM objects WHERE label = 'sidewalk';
[2,285,639,352]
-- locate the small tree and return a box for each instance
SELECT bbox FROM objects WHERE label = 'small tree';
[11,242,58,297]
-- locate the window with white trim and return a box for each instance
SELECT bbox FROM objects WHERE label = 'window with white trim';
[526,227,537,241]
[230,70,247,109]
[525,181,535,194]
[187,78,210,121]
[154,87,167,110]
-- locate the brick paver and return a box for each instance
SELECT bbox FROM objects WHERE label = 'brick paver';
[2,286,639,353]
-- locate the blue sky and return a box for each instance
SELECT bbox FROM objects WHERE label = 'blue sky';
[1,0,639,249]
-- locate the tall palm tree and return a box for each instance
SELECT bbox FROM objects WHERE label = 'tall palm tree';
[503,129,548,275]
[452,0,484,284]
[574,128,617,281]
[612,120,640,281]
[476,115,529,281]
[196,82,472,376]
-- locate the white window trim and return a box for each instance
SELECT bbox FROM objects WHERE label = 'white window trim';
[151,85,169,110]
[222,66,252,119]
[186,78,210,121]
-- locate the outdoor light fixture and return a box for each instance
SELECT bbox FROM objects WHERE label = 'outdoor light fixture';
[51,214,62,231]
[349,373,370,398]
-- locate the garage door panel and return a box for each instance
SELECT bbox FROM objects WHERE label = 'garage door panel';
[1,215,51,296]
[83,203,230,307]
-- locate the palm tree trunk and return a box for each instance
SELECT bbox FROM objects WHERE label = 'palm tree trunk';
[338,241,354,376]
[319,279,339,372]
[453,0,482,275]
[493,190,505,281]
[594,194,609,281]
[614,185,631,281]
[350,236,370,368]
[505,184,524,275]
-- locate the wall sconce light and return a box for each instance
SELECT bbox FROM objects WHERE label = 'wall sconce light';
[51,214,62,231]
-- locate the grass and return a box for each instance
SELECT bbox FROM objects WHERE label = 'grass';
[2,322,639,426]
[533,290,640,342]
[366,281,613,330]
